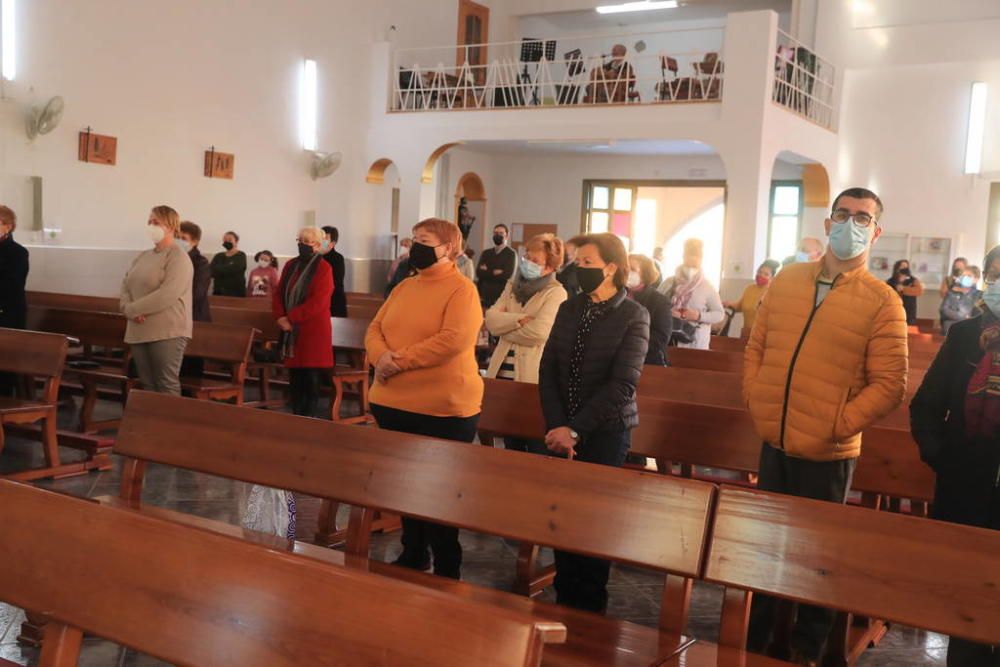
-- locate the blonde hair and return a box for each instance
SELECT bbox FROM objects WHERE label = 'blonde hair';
[150,205,181,232]
[629,254,659,286]
[683,238,703,257]
[525,233,565,271]
[413,218,462,260]
[298,227,324,245]
[0,205,16,231]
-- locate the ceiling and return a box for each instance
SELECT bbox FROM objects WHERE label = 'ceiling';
[462,139,719,157]
[522,0,792,30]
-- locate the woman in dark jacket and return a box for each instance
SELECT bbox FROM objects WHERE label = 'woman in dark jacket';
[911,245,1000,666]
[538,232,650,613]
[0,205,28,330]
[627,253,671,366]
[273,227,334,418]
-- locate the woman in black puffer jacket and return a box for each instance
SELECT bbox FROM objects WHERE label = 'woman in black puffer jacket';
[538,232,650,614]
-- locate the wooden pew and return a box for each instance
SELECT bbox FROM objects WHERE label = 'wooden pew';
[26,290,119,313]
[701,486,1000,666]
[0,328,105,482]
[211,306,285,408]
[330,316,372,423]
[26,304,131,434]
[101,390,715,667]
[669,347,745,372]
[0,480,562,667]
[179,322,256,404]
[708,335,745,352]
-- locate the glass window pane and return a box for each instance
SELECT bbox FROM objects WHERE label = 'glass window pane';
[612,212,632,236]
[773,186,800,215]
[592,186,609,210]
[769,216,799,262]
[613,188,633,211]
[590,212,609,233]
[633,198,657,256]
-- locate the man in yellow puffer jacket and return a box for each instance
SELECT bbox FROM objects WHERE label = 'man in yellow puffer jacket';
[742,187,908,665]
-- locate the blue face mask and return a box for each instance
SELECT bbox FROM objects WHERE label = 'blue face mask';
[983,281,1000,315]
[519,259,543,281]
[959,275,975,289]
[794,251,813,263]
[320,239,331,252]
[827,220,872,260]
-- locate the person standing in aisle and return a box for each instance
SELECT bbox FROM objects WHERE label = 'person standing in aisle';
[476,224,517,308]
[210,231,247,296]
[321,226,348,318]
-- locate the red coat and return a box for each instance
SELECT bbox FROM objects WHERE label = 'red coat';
[272,257,334,368]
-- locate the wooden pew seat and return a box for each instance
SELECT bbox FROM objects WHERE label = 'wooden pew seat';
[1,480,563,667]
[178,321,255,404]
[98,391,716,667]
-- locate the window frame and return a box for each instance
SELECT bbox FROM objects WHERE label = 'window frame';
[767,180,804,262]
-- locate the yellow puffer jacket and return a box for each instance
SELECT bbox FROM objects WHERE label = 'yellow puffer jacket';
[742,261,908,461]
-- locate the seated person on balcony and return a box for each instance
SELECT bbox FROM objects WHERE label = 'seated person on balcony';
[585,44,637,103]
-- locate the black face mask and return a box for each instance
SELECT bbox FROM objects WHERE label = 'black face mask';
[409,242,440,270]
[222,241,234,251]
[952,267,964,278]
[493,234,505,246]
[576,267,607,294]
[898,267,911,277]
[297,243,314,258]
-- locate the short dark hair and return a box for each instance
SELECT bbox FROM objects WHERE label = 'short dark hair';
[493,224,509,234]
[832,187,884,220]
[984,245,1000,282]
[321,225,339,242]
[254,250,279,269]
[570,233,629,288]
[179,221,202,243]
[759,259,781,276]
[891,259,911,276]
[224,230,240,242]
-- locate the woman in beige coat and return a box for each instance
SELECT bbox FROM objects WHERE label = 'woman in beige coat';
[485,234,567,452]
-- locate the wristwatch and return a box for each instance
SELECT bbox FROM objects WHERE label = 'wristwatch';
[569,429,580,442]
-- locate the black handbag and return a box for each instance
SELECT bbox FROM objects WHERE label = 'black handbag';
[252,332,287,364]
[670,320,698,345]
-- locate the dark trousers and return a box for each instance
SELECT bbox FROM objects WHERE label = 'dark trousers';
[370,403,480,579]
[747,443,857,660]
[948,638,1000,667]
[552,429,631,613]
[288,368,322,418]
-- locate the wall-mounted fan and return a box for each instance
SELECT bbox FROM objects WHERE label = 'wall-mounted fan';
[311,151,342,180]
[26,96,65,141]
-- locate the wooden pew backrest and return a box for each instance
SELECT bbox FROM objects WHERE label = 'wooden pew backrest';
[0,328,68,378]
[705,486,1000,647]
[211,306,281,342]
[117,391,715,579]
[209,294,271,310]
[185,322,256,363]
[332,316,371,352]
[669,348,744,373]
[0,480,557,667]
[26,291,119,313]
[26,305,127,350]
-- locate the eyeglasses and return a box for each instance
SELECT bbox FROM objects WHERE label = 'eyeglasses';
[830,210,877,228]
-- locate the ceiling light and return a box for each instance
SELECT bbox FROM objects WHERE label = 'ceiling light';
[964,82,988,175]
[300,59,318,151]
[596,1,678,15]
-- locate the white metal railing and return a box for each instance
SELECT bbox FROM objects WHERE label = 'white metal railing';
[390,28,725,112]
[772,30,836,129]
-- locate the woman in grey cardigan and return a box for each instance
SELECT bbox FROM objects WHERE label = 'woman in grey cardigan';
[120,205,193,395]
[657,238,724,350]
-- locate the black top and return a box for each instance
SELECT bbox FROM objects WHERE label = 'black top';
[189,248,212,322]
[887,276,918,325]
[556,263,581,297]
[0,234,29,329]
[476,246,517,308]
[384,257,412,298]
[539,289,649,437]
[210,251,247,297]
[910,311,999,530]
[324,249,347,317]
[631,287,672,366]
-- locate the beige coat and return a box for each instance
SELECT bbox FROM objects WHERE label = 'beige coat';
[485,277,567,383]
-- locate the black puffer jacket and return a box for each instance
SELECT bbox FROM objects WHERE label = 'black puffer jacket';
[631,286,672,366]
[911,311,1000,530]
[0,234,29,329]
[539,289,650,435]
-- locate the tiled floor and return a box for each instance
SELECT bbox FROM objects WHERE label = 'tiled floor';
[0,397,949,666]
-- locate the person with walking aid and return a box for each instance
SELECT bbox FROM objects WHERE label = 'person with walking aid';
[365,218,483,580]
[538,232,649,613]
[742,188,908,666]
[120,206,193,396]
[911,245,1000,667]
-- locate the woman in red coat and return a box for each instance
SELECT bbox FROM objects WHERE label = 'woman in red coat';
[272,227,334,417]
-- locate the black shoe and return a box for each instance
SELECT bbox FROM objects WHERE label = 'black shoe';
[391,552,431,571]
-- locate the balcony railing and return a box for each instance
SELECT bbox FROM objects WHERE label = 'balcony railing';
[773,30,836,129]
[390,27,726,112]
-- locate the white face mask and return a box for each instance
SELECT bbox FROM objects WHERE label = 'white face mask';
[258,259,271,269]
[146,224,165,245]
[681,266,698,279]
[626,270,642,289]
[176,238,191,253]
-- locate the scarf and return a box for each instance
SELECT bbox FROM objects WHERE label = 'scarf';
[671,267,704,311]
[512,272,555,305]
[279,253,322,360]
[964,316,1000,439]
[567,297,612,417]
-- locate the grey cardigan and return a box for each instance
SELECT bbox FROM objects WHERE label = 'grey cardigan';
[120,244,194,344]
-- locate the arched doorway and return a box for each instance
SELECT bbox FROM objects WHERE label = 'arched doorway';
[365,158,402,276]
[455,171,487,253]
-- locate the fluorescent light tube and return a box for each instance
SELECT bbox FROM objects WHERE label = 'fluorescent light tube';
[300,59,318,151]
[596,0,678,15]
[2,0,15,80]
[964,82,987,175]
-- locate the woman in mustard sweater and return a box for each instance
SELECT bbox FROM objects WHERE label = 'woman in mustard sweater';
[365,217,483,579]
